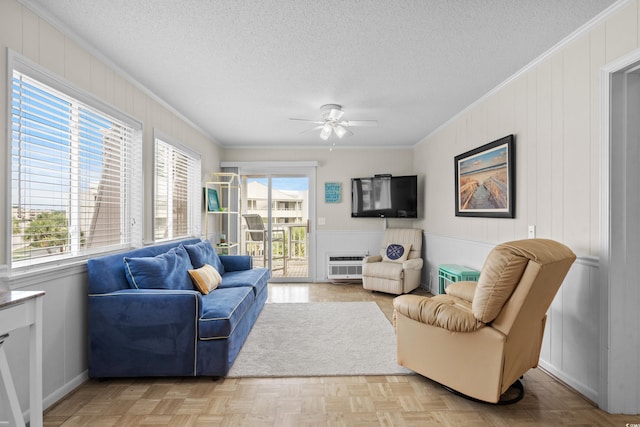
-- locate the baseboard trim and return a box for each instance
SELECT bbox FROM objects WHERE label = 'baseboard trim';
[44,370,89,411]
[538,360,598,404]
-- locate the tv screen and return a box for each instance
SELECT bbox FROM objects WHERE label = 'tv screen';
[351,175,418,218]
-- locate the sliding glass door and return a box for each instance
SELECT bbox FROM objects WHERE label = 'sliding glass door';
[236,165,315,282]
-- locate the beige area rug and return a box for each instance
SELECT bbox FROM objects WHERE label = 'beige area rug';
[227,302,413,377]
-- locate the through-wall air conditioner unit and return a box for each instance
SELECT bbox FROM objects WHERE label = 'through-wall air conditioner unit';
[327,252,368,283]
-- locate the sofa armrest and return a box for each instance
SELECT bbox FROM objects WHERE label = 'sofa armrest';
[88,289,200,377]
[364,255,382,263]
[220,255,253,271]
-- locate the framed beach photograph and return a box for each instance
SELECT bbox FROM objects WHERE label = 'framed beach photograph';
[454,134,515,218]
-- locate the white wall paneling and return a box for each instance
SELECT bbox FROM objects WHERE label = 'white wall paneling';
[538,256,600,403]
[0,269,89,419]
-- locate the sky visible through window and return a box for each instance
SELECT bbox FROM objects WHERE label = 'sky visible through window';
[248,177,308,191]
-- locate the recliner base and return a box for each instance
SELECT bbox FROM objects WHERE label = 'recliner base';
[443,378,525,405]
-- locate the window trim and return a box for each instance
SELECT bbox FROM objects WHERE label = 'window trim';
[6,49,143,271]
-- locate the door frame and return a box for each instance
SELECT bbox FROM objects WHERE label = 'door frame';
[221,161,317,282]
[599,48,640,414]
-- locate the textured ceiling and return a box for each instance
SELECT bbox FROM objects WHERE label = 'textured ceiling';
[22,0,617,149]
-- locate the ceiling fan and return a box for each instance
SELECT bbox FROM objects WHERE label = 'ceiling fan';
[289,104,378,142]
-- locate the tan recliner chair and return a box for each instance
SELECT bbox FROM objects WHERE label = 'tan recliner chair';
[393,238,576,404]
[362,228,423,295]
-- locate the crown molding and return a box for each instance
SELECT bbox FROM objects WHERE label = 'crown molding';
[17,0,219,145]
[416,0,631,147]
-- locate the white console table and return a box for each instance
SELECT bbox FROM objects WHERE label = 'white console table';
[0,290,45,427]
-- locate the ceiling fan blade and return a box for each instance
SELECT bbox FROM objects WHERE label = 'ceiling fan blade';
[341,127,354,138]
[342,120,377,127]
[328,108,344,121]
[289,118,325,124]
[300,125,324,134]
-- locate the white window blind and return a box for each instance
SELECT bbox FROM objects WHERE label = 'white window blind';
[154,134,201,241]
[10,63,142,268]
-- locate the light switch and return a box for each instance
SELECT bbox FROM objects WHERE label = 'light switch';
[317,217,326,225]
[528,225,536,239]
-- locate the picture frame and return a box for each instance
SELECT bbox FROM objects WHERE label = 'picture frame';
[206,188,220,212]
[454,134,515,218]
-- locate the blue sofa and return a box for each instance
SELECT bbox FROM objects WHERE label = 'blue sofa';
[87,238,269,377]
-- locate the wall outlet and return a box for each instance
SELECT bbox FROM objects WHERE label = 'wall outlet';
[528,225,536,239]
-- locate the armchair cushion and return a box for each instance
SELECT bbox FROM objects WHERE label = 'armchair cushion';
[363,261,404,280]
[188,264,222,294]
[472,245,529,323]
[382,243,412,263]
[124,245,195,291]
[184,240,225,275]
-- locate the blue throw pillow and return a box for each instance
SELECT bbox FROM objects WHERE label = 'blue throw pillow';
[124,245,195,290]
[184,239,225,275]
[382,243,412,263]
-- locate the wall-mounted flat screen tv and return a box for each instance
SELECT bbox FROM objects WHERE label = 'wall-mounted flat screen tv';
[351,175,418,218]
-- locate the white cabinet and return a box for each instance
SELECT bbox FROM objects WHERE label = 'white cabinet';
[204,172,240,254]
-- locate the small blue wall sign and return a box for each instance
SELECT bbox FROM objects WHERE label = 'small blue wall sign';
[325,182,341,203]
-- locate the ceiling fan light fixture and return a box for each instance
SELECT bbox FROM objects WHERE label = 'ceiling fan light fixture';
[290,104,378,146]
[320,123,333,140]
[334,125,347,138]
[328,108,344,121]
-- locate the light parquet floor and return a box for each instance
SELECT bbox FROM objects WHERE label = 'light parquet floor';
[44,282,639,426]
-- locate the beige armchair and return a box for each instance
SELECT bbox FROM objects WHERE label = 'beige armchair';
[393,238,576,404]
[362,228,423,295]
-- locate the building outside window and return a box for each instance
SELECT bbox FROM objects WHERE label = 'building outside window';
[153,133,201,242]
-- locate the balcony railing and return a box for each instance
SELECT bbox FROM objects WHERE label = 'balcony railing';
[239,223,307,276]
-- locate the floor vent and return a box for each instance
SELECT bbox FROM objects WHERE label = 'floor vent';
[327,252,367,283]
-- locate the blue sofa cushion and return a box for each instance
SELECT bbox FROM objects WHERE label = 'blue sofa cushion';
[199,286,254,339]
[124,245,195,291]
[184,240,225,275]
[88,238,201,294]
[219,268,269,297]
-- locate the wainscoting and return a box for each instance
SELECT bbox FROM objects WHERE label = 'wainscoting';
[423,233,601,403]
[0,263,89,418]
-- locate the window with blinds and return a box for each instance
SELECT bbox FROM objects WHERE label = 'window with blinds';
[10,60,142,268]
[154,134,201,242]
